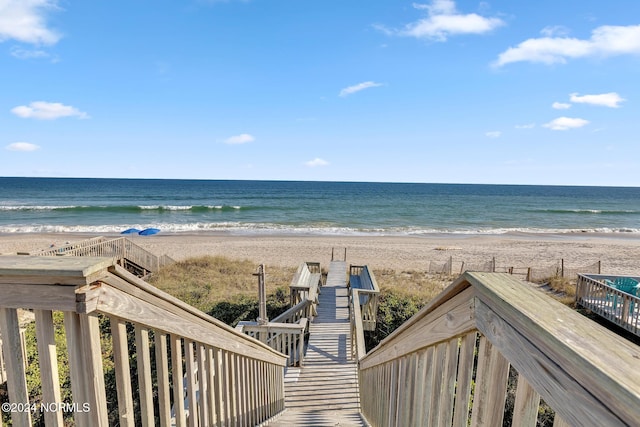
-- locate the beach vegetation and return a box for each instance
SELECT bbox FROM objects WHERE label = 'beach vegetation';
[148,256,295,325]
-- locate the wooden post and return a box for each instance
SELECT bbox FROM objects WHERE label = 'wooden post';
[561,259,565,278]
[255,264,268,326]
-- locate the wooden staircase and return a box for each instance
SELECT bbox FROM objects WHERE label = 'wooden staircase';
[266,261,366,426]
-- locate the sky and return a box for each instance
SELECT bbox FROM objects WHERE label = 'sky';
[1,0,640,186]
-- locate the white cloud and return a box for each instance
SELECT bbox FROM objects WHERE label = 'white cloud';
[540,25,570,38]
[569,92,625,108]
[382,0,504,41]
[515,123,535,129]
[485,131,501,138]
[339,81,383,97]
[494,24,640,67]
[224,133,255,145]
[305,158,329,167]
[552,102,571,110]
[6,142,40,151]
[11,101,88,120]
[0,0,61,45]
[10,46,48,59]
[543,117,589,131]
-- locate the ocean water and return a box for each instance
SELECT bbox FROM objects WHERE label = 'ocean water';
[1,177,640,235]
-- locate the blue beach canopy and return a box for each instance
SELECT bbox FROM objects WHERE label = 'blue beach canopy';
[120,228,141,234]
[138,228,160,236]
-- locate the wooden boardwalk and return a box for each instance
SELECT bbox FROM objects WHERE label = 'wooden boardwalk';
[266,261,366,426]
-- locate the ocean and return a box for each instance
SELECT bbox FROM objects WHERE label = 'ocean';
[1,177,640,235]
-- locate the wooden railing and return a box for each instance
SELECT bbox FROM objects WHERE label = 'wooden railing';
[350,289,367,363]
[26,237,175,275]
[288,262,321,317]
[576,273,640,337]
[236,319,308,367]
[0,256,286,427]
[26,236,109,256]
[235,262,321,367]
[348,265,380,331]
[356,272,640,426]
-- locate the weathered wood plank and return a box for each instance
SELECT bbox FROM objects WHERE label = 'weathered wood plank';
[452,331,477,427]
[134,325,155,427]
[34,310,64,427]
[184,340,198,427]
[0,308,31,427]
[101,272,286,365]
[92,281,286,366]
[474,298,629,427]
[359,287,475,370]
[79,313,109,426]
[0,256,113,285]
[470,271,640,426]
[154,332,172,427]
[171,336,186,427]
[197,343,210,427]
[0,283,78,311]
[470,335,510,427]
[109,316,135,427]
[512,375,540,427]
[63,311,90,426]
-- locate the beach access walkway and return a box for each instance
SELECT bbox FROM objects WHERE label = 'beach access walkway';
[2,254,640,426]
[265,261,365,426]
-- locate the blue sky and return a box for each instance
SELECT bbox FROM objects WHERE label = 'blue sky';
[2,0,640,185]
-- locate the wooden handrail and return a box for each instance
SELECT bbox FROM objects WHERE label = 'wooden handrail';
[348,265,380,331]
[0,256,286,427]
[27,237,175,275]
[358,272,640,426]
[350,289,367,362]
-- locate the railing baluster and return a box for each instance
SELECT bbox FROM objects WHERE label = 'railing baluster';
[78,313,109,426]
[63,311,90,426]
[110,316,135,427]
[171,336,186,427]
[135,325,155,427]
[185,339,198,427]
[0,308,31,427]
[34,310,64,427]
[470,336,510,427]
[155,332,172,427]
[197,343,209,427]
[512,374,541,426]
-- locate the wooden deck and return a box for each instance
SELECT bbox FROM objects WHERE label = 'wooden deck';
[576,274,640,337]
[266,261,365,426]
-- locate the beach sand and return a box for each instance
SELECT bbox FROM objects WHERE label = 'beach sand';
[2,232,640,275]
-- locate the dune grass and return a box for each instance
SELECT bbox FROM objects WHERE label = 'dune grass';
[148,255,296,313]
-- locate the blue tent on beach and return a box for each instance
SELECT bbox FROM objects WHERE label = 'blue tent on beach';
[120,228,141,235]
[138,228,160,236]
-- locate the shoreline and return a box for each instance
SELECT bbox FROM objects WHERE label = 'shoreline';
[2,231,640,275]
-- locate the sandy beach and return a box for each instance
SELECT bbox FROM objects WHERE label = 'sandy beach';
[2,232,640,276]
